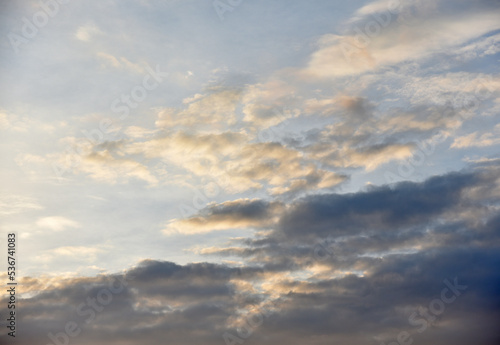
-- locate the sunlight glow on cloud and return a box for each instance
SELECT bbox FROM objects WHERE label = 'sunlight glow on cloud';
[35,216,80,232]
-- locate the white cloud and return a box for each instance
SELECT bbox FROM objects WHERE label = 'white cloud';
[155,89,243,129]
[75,24,101,42]
[304,5,500,79]
[451,131,500,149]
[0,195,43,216]
[36,246,106,264]
[36,216,80,232]
[97,52,147,74]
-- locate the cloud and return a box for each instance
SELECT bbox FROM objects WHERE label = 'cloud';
[340,143,414,172]
[0,111,58,133]
[75,24,101,42]
[6,248,500,344]
[451,32,500,62]
[36,216,80,232]
[301,96,420,171]
[50,137,158,185]
[198,162,500,272]
[304,0,500,78]
[34,246,107,265]
[451,125,500,148]
[163,199,283,235]
[241,81,300,128]
[124,130,345,194]
[52,246,103,257]
[96,52,146,74]
[0,195,43,216]
[2,163,500,344]
[155,88,243,129]
[80,150,159,185]
[123,126,158,139]
[278,169,476,240]
[397,72,500,108]
[2,0,500,344]
[41,0,500,198]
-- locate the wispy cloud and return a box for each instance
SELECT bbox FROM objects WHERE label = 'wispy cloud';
[36,216,80,232]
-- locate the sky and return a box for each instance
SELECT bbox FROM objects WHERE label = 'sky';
[0,0,499,344]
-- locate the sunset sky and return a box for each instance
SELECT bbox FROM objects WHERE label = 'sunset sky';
[1,0,500,344]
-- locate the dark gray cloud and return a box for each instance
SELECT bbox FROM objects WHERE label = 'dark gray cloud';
[3,162,500,344]
[200,199,279,220]
[278,171,476,239]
